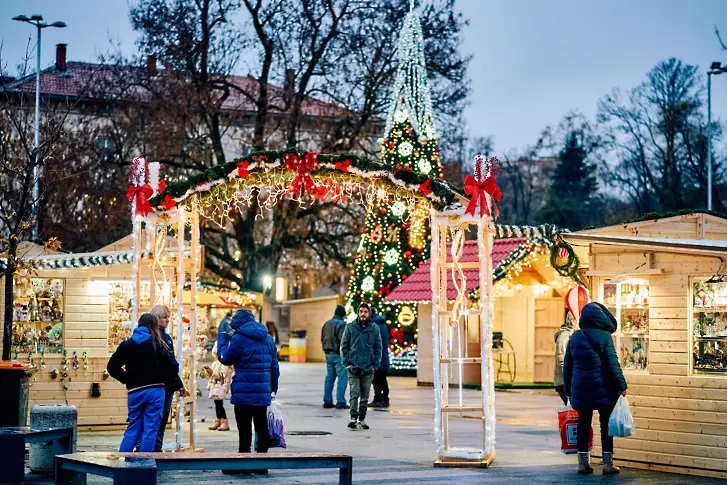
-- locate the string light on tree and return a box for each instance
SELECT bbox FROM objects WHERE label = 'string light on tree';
[345,1,442,374]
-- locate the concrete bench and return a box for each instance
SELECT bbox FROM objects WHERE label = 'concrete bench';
[55,451,353,485]
[0,426,74,483]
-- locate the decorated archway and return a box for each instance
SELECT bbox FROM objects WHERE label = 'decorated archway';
[125,149,464,451]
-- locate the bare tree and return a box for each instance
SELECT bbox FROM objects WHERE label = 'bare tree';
[598,58,723,214]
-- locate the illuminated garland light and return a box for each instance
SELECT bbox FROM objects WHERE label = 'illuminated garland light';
[417,158,433,174]
[384,248,400,265]
[0,251,151,271]
[398,141,414,158]
[391,201,407,218]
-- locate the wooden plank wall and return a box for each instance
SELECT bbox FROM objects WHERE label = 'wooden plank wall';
[1,272,129,426]
[590,246,727,477]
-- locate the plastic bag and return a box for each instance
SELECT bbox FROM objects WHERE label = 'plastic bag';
[558,405,592,454]
[254,401,287,449]
[608,395,635,437]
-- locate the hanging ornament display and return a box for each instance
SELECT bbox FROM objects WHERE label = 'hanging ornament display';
[82,351,89,371]
[398,306,416,326]
[72,352,80,370]
[417,158,433,174]
[390,201,407,218]
[398,141,414,157]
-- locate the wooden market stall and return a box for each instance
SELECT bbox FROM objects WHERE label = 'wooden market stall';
[564,212,727,479]
[386,234,577,386]
[0,236,254,429]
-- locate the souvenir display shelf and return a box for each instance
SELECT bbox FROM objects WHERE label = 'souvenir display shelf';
[12,277,65,354]
[602,278,649,372]
[692,279,727,375]
[108,281,151,352]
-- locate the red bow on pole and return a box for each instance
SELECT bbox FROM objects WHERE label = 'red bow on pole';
[237,161,250,178]
[285,152,318,196]
[126,184,155,217]
[464,174,502,218]
[390,327,404,345]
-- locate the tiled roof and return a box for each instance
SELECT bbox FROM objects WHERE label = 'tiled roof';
[5,62,348,118]
[384,238,526,303]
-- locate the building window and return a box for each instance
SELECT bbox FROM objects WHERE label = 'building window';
[12,277,65,355]
[691,278,727,375]
[600,278,649,372]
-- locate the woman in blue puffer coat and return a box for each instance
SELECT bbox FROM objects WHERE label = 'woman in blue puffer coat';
[217,309,280,472]
[563,302,627,476]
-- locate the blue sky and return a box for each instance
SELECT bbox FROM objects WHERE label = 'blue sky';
[1,0,726,154]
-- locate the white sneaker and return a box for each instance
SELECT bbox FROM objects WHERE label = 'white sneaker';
[357,420,369,430]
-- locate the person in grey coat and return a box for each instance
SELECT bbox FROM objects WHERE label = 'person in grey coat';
[341,303,382,431]
[554,309,574,405]
[321,305,349,409]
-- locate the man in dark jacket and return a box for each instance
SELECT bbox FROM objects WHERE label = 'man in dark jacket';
[341,303,382,430]
[218,309,280,474]
[564,302,627,475]
[321,305,349,409]
[369,308,390,408]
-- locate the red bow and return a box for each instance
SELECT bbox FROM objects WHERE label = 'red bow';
[285,152,318,197]
[335,159,351,172]
[126,184,154,217]
[418,179,432,195]
[237,161,250,178]
[390,327,404,345]
[157,180,167,194]
[312,179,346,202]
[162,195,177,210]
[464,174,502,218]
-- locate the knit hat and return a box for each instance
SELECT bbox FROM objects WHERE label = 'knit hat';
[335,305,346,317]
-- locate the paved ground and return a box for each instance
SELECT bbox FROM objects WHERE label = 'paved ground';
[64,363,722,484]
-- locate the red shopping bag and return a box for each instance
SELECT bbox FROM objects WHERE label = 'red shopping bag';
[558,405,592,454]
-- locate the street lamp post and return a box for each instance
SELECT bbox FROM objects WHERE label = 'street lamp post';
[707,61,727,211]
[11,14,66,240]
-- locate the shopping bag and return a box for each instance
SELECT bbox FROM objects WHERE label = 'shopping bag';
[558,405,592,454]
[254,401,287,449]
[608,395,635,437]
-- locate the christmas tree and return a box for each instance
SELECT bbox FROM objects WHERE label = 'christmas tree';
[345,4,442,368]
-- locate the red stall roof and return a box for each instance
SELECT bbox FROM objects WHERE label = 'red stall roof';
[385,238,526,303]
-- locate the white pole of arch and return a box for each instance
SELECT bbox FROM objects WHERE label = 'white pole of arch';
[189,200,200,450]
[175,207,186,451]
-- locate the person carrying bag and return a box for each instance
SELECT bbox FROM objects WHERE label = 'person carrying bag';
[563,302,628,476]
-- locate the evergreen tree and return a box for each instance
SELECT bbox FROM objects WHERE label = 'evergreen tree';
[345,5,441,362]
[540,130,598,230]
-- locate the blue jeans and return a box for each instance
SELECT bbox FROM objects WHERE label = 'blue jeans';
[323,354,347,406]
[120,387,165,452]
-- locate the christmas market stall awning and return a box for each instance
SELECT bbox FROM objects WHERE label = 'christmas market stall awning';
[384,238,527,303]
[146,150,463,217]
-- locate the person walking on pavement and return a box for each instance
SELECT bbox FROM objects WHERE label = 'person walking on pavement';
[108,313,185,452]
[322,305,349,409]
[341,303,382,430]
[217,309,280,475]
[554,309,574,406]
[564,302,627,476]
[206,342,233,431]
[369,308,390,408]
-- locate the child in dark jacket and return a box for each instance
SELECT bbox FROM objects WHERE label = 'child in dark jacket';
[107,313,185,452]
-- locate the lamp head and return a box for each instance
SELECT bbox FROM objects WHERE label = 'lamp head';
[12,15,30,22]
[711,61,723,70]
[29,14,43,21]
[50,21,66,28]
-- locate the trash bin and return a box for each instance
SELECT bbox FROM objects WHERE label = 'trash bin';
[29,404,78,474]
[0,361,33,427]
[289,329,307,363]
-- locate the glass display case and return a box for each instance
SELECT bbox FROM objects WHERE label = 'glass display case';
[601,278,649,372]
[692,279,727,375]
[12,277,65,355]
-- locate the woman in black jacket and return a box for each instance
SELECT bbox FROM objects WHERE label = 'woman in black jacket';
[563,302,627,475]
[107,313,185,452]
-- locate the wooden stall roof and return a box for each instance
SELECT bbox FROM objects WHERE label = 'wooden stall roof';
[576,212,727,240]
[564,234,727,258]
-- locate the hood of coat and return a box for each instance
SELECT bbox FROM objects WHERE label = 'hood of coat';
[370,309,386,327]
[334,304,346,318]
[231,309,268,341]
[554,327,571,343]
[579,302,617,334]
[131,325,152,344]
